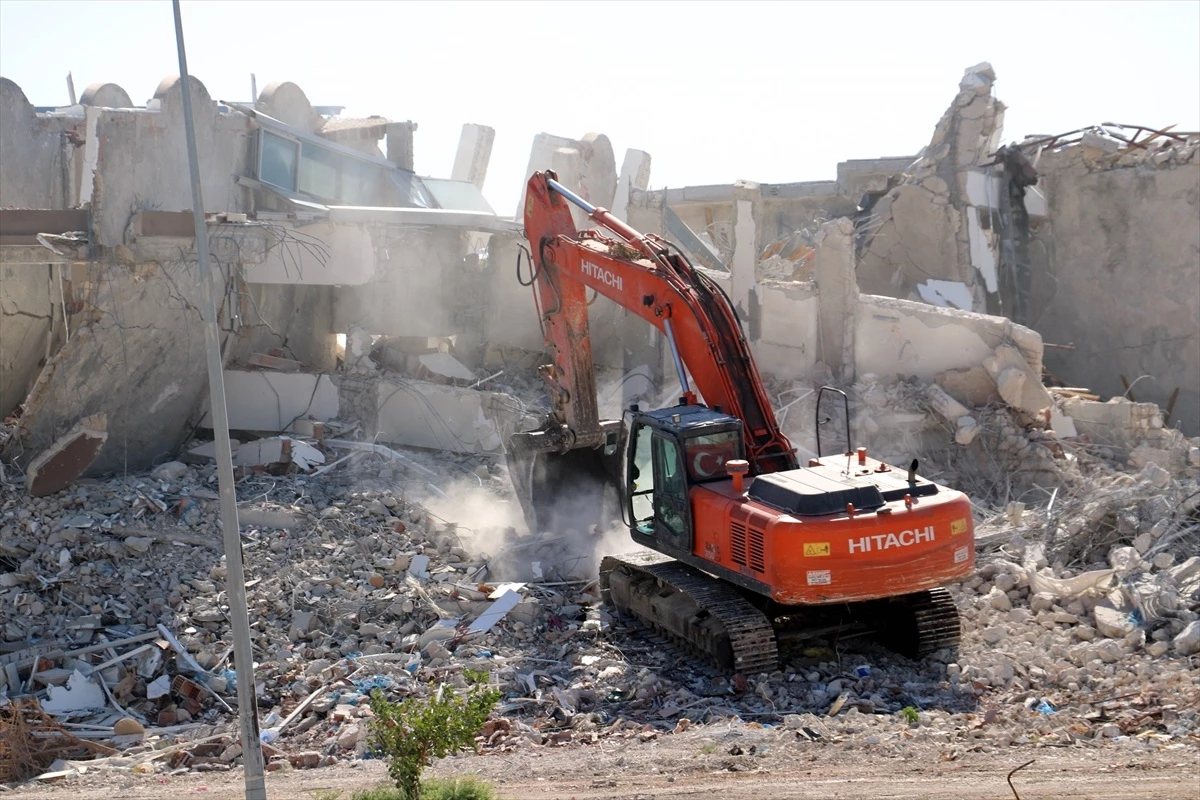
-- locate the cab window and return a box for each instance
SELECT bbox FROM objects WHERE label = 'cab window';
[684,431,741,483]
[652,434,687,538]
[629,424,655,531]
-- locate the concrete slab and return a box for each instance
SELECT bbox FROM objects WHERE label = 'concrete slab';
[374,379,524,454]
[26,414,108,497]
[417,352,476,382]
[201,370,338,432]
[183,438,240,464]
[984,345,1053,417]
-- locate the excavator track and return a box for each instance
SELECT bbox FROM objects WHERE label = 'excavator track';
[863,587,961,659]
[903,587,962,657]
[599,552,960,670]
[599,552,779,675]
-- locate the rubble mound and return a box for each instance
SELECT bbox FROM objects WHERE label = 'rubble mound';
[2,382,1199,783]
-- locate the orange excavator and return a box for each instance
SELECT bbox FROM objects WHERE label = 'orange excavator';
[508,172,975,673]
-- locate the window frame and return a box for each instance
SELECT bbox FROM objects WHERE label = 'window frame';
[257,129,301,193]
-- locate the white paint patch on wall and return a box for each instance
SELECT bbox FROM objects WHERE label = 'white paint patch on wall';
[917,280,974,311]
[967,210,998,293]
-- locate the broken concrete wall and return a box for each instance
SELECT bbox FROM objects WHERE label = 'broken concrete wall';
[334,227,466,339]
[0,258,65,417]
[857,63,1005,308]
[755,279,821,380]
[630,157,916,280]
[515,132,617,222]
[856,295,1042,385]
[0,78,82,209]
[1028,140,1200,434]
[1,257,229,475]
[230,281,338,373]
[91,77,253,248]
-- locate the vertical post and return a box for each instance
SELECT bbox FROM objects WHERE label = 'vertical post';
[170,2,267,797]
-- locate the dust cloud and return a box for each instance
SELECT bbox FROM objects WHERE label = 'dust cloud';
[416,470,639,585]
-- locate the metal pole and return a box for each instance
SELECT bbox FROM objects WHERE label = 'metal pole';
[170,2,267,797]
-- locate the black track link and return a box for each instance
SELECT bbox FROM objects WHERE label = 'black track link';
[599,552,779,674]
[909,587,962,656]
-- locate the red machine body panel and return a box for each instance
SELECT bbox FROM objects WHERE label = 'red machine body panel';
[689,456,975,604]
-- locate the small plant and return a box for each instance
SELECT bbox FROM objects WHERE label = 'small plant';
[367,673,501,800]
[312,791,343,800]
[421,777,495,800]
[350,789,404,800]
[698,742,719,755]
[349,778,494,800]
[901,705,920,725]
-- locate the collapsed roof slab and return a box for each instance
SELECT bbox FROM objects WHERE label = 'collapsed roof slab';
[374,378,532,455]
[198,370,340,433]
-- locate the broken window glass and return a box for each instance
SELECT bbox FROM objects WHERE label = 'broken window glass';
[388,170,435,209]
[340,158,382,206]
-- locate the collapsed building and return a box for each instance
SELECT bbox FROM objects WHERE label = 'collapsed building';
[2,64,1197,483]
[0,64,1198,783]
[634,63,1200,438]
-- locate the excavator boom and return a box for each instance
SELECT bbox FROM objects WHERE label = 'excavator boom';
[519,173,796,474]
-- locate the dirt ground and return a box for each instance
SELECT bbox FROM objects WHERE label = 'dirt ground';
[7,725,1198,800]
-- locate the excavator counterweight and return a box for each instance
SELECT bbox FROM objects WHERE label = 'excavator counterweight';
[509,171,975,671]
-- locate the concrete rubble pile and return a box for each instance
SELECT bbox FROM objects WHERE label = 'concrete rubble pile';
[2,358,1198,786]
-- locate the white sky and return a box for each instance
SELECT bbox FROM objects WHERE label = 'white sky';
[2,0,1198,215]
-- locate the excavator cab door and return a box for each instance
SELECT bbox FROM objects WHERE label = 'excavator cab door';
[626,417,692,554]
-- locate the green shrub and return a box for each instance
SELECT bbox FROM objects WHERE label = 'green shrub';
[347,777,494,800]
[900,705,920,725]
[420,777,495,800]
[350,789,403,800]
[367,675,501,800]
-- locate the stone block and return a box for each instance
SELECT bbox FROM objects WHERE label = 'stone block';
[1172,621,1200,656]
[983,345,1052,417]
[936,367,997,407]
[1093,603,1135,639]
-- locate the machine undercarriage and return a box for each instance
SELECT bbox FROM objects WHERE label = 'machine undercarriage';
[599,552,961,674]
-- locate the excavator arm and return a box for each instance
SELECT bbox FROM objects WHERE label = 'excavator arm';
[517,171,797,475]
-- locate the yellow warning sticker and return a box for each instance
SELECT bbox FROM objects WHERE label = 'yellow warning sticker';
[951,518,968,536]
[804,542,831,557]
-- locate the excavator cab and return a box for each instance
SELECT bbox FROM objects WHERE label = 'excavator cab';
[625,404,744,553]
